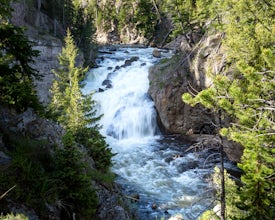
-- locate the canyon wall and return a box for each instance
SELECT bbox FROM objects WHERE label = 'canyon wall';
[148,34,243,162]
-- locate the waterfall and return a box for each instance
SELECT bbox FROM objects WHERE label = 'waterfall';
[83,47,165,141]
[83,46,221,220]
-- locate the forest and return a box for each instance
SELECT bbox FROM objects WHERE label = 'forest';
[0,0,274,219]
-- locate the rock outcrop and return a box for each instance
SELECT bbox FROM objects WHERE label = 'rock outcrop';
[11,1,84,105]
[148,35,223,134]
[148,34,243,162]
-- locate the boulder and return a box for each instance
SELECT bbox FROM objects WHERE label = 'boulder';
[148,56,217,134]
[102,79,113,89]
[96,184,134,220]
[152,49,161,58]
[121,56,139,68]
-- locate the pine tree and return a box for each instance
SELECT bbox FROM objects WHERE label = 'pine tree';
[49,29,89,132]
[183,0,275,219]
[0,0,41,111]
[49,29,113,171]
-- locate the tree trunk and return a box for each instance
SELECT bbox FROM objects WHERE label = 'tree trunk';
[219,110,226,220]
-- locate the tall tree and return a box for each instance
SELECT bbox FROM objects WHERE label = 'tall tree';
[49,29,112,171]
[49,29,89,131]
[183,0,275,219]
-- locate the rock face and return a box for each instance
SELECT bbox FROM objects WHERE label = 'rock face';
[31,35,63,104]
[96,184,133,220]
[0,106,65,151]
[148,34,243,162]
[11,2,85,105]
[148,35,222,134]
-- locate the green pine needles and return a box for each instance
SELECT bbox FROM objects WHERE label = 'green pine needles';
[182,0,275,219]
[46,29,114,218]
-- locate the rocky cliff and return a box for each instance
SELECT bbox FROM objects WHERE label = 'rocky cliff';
[148,34,243,162]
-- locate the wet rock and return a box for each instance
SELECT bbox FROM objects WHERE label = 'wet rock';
[121,56,139,68]
[115,66,121,71]
[98,88,105,92]
[107,66,113,70]
[176,160,198,173]
[152,49,161,58]
[102,79,112,86]
[129,56,139,62]
[107,71,119,80]
[141,63,146,66]
[151,204,157,209]
[106,83,113,89]
[102,79,113,88]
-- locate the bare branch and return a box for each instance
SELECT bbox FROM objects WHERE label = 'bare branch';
[0,185,16,200]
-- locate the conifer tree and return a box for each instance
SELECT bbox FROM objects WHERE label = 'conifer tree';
[49,29,90,132]
[0,0,41,111]
[49,29,112,171]
[182,0,275,219]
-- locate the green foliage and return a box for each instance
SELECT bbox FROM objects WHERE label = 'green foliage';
[49,29,90,132]
[182,0,275,219]
[159,0,209,44]
[53,140,98,219]
[75,127,114,172]
[48,27,113,196]
[43,0,95,65]
[0,213,29,220]
[0,17,41,111]
[199,210,219,220]
[133,0,157,40]
[0,135,56,215]
[90,0,159,42]
[0,130,99,219]
[0,0,13,21]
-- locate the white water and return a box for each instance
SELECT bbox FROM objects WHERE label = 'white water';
[83,47,214,219]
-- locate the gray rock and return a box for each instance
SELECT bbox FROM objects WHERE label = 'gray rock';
[152,49,161,58]
[96,184,133,220]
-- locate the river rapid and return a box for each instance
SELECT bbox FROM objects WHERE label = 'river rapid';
[83,46,218,220]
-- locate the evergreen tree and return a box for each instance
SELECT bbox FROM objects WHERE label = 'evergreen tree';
[134,0,157,40]
[159,0,209,45]
[49,29,113,171]
[0,0,41,111]
[49,29,89,131]
[182,0,275,219]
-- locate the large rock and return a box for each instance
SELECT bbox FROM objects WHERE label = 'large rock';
[148,52,217,134]
[148,34,243,162]
[96,184,134,220]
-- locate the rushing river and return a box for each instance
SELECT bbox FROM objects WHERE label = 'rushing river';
[83,46,219,219]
